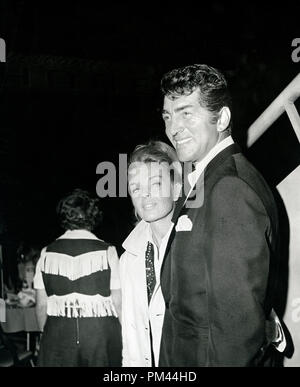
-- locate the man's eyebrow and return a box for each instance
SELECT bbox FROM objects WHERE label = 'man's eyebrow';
[162,104,194,114]
[174,104,193,112]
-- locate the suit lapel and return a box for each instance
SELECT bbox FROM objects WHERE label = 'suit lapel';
[172,162,193,222]
[172,188,188,221]
[160,177,190,278]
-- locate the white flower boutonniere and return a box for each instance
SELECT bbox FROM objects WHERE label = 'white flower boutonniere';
[175,215,193,232]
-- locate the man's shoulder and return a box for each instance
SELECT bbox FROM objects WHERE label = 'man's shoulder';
[232,153,276,202]
[210,153,278,224]
[210,150,274,197]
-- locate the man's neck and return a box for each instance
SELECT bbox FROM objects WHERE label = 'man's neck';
[187,134,234,192]
[193,134,233,168]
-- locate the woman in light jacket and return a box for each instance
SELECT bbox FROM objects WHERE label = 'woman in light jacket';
[120,141,181,367]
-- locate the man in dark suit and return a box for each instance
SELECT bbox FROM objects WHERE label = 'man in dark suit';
[159,64,286,366]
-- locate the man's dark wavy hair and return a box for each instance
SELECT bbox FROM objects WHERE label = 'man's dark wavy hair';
[161,64,232,129]
[56,188,103,231]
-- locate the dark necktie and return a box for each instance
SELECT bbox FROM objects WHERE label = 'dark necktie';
[145,241,156,304]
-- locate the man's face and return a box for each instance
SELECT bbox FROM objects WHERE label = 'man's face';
[162,89,220,163]
[128,162,174,223]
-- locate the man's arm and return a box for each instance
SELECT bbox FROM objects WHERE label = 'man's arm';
[205,176,271,366]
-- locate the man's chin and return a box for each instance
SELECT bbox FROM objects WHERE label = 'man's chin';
[174,146,193,162]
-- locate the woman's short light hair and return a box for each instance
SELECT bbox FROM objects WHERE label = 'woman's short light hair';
[129,140,181,182]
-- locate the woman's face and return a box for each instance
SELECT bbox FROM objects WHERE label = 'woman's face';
[128,162,175,223]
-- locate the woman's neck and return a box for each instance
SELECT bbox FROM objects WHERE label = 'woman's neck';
[150,210,173,248]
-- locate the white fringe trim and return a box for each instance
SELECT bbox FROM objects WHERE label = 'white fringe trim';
[47,293,118,318]
[42,250,108,281]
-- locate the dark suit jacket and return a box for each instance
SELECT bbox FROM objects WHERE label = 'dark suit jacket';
[159,144,281,367]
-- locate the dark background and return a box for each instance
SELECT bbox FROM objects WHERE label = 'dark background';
[0,1,299,286]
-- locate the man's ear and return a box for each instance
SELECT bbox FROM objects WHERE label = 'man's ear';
[217,107,231,132]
